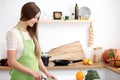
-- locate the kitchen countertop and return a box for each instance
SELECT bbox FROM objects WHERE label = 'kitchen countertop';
[0,62,120,74]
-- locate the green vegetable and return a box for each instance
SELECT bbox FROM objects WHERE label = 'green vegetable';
[85,70,100,80]
[109,49,115,58]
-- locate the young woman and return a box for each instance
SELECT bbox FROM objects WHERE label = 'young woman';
[6,2,56,80]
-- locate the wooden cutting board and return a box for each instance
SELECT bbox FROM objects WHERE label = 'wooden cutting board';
[48,41,86,61]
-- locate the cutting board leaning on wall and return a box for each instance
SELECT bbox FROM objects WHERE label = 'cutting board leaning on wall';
[48,41,86,61]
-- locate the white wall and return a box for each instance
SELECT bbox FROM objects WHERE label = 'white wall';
[0,0,120,59]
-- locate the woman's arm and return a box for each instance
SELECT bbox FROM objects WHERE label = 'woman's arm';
[7,50,43,80]
[38,58,57,79]
[38,58,49,75]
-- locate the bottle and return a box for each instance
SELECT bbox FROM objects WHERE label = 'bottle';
[74,3,78,19]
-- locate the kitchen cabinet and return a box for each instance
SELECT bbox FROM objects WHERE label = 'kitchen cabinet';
[0,70,10,80]
[0,68,120,80]
[48,68,120,80]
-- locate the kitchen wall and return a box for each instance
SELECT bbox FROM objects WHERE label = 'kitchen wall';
[0,0,120,59]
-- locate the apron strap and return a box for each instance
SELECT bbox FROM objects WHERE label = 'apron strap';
[17,22,25,40]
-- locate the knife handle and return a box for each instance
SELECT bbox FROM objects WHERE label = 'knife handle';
[72,59,83,63]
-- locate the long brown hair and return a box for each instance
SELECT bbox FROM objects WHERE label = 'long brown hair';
[20,2,41,59]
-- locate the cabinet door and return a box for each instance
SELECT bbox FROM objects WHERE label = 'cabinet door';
[106,69,120,80]
[0,70,10,80]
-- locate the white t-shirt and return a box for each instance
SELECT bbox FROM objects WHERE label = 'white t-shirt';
[6,27,31,60]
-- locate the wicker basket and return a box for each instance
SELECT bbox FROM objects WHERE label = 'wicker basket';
[109,60,120,67]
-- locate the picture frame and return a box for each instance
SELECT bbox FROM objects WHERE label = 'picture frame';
[53,11,62,20]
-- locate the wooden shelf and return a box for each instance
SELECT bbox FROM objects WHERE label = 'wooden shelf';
[1,62,120,74]
[39,20,93,23]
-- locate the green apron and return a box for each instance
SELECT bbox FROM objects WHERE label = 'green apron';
[10,23,39,80]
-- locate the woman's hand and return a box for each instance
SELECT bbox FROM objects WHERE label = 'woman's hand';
[31,71,43,80]
[46,73,57,80]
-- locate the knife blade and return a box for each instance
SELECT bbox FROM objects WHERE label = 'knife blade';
[43,77,57,80]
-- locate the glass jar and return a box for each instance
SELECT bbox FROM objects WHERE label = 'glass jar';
[93,47,102,63]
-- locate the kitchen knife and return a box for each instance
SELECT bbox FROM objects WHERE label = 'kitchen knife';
[70,59,83,63]
[43,77,57,80]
